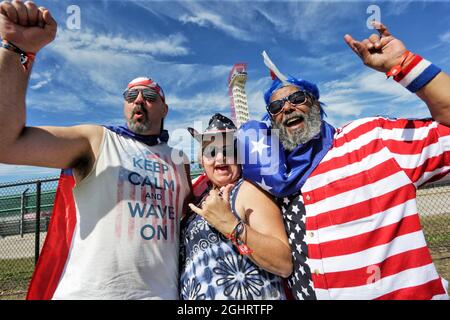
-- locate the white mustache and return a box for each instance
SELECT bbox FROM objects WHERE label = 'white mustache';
[282,111,307,125]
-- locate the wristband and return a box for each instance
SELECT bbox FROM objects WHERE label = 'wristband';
[225,220,240,242]
[386,51,413,78]
[389,52,441,93]
[0,39,35,71]
[226,220,253,255]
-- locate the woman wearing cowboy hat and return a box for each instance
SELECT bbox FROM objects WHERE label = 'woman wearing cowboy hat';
[179,113,292,300]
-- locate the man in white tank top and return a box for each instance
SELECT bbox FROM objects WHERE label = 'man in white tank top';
[0,2,192,299]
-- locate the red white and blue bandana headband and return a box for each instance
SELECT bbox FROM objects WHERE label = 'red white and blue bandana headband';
[126,77,166,103]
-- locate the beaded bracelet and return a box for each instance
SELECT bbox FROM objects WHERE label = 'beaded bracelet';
[226,220,253,255]
[0,39,35,71]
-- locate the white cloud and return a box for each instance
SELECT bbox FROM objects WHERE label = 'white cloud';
[135,0,362,44]
[296,51,359,74]
[46,29,183,98]
[53,29,189,57]
[321,70,415,103]
[163,63,231,92]
[439,31,450,43]
[31,80,51,90]
[384,0,417,16]
[45,27,232,106]
[179,11,243,36]
[255,2,362,44]
[44,27,189,93]
[135,1,256,41]
[244,76,272,119]
[423,30,450,52]
[30,71,53,90]
[320,70,429,127]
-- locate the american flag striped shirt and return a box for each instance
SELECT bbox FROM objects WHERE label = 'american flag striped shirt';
[300,116,449,300]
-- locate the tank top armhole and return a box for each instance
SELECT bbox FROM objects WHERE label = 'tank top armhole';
[229,178,245,221]
[73,127,107,190]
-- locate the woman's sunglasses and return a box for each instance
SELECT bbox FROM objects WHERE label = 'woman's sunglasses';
[266,90,308,116]
[123,88,158,103]
[202,145,236,160]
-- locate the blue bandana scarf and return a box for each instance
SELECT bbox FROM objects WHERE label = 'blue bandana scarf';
[237,119,335,198]
[104,124,169,146]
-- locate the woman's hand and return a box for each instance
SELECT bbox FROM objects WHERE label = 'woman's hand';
[188,184,238,236]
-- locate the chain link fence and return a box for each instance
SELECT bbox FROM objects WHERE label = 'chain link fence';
[416,181,450,250]
[0,175,448,299]
[0,177,59,299]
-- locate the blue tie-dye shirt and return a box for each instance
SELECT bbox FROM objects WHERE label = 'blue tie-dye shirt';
[179,179,286,300]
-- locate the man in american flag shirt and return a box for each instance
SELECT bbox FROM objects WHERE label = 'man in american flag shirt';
[238,22,450,300]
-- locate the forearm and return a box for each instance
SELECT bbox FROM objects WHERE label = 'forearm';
[239,225,293,278]
[0,48,32,151]
[416,71,450,126]
[194,185,293,277]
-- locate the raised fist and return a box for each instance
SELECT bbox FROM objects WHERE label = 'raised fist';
[344,22,408,74]
[0,0,57,53]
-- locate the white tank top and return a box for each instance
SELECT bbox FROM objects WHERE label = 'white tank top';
[52,128,190,299]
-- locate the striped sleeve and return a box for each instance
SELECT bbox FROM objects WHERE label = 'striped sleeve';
[377,117,450,187]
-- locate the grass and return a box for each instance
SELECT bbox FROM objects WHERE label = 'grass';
[0,257,34,300]
[0,214,448,300]
[421,214,450,282]
[420,214,450,248]
[431,252,450,282]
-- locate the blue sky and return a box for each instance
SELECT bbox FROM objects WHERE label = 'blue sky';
[1,0,450,183]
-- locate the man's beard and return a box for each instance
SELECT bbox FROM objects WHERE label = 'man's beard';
[271,104,322,151]
[127,104,151,134]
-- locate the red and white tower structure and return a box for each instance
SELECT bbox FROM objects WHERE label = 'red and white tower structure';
[228,63,249,128]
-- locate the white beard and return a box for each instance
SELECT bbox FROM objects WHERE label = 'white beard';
[272,104,322,151]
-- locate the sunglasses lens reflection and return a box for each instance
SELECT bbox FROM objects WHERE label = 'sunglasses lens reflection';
[268,101,284,115]
[202,145,236,159]
[289,91,306,104]
[267,90,307,116]
[124,89,158,103]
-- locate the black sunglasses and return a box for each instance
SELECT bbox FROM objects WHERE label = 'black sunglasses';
[123,88,158,103]
[202,144,236,160]
[266,90,308,116]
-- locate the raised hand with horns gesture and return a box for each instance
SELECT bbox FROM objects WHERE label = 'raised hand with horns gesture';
[344,21,408,74]
[344,21,450,128]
